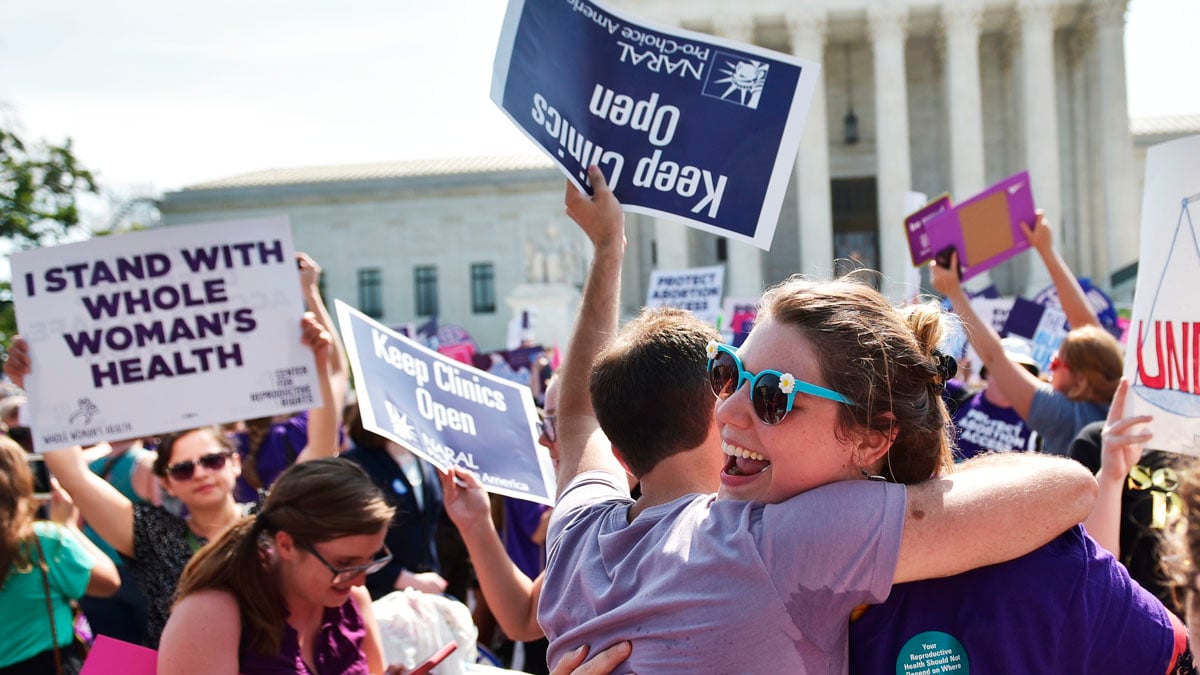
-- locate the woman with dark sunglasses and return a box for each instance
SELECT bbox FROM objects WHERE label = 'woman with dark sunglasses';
[538,168,1099,674]
[158,458,394,675]
[2,312,338,647]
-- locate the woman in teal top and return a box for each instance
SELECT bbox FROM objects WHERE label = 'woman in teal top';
[0,436,119,675]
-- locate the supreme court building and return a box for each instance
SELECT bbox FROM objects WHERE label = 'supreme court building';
[161,0,1197,352]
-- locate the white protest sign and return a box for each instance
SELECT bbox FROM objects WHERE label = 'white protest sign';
[11,217,317,452]
[961,296,1015,380]
[337,301,556,505]
[645,265,725,325]
[1124,134,1200,455]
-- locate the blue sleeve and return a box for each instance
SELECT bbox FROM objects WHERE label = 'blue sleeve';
[1027,384,1107,454]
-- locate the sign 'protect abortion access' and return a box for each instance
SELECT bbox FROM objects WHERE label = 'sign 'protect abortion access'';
[492,0,820,249]
[11,217,318,452]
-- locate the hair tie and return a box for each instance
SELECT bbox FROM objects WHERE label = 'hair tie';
[931,349,958,392]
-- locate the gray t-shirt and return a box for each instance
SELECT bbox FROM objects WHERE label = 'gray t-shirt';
[1027,383,1109,455]
[539,472,906,674]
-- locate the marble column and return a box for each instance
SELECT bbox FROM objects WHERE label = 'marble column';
[1017,0,1063,253]
[713,14,765,298]
[653,218,691,271]
[868,4,912,300]
[942,1,986,199]
[1093,0,1137,285]
[786,8,834,279]
[1065,22,1101,280]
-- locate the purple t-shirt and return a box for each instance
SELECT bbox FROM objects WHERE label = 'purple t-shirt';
[539,471,906,673]
[503,497,550,579]
[234,412,310,503]
[849,525,1180,675]
[239,594,368,674]
[951,390,1039,460]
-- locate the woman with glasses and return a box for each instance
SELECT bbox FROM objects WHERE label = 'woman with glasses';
[535,169,1098,673]
[158,458,394,675]
[931,214,1123,455]
[2,312,337,647]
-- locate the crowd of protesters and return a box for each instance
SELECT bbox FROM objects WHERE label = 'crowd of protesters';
[3,172,1200,675]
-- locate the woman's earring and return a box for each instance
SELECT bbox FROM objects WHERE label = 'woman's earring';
[861,468,888,482]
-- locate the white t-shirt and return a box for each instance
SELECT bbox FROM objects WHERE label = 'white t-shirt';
[539,471,907,674]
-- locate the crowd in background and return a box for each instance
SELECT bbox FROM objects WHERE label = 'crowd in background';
[3,186,1200,675]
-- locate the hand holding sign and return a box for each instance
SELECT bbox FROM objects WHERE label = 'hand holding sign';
[1019,211,1052,257]
[929,250,965,295]
[4,336,31,390]
[565,166,626,251]
[440,466,493,534]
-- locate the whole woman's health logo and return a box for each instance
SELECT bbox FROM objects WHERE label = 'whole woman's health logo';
[1134,193,1200,417]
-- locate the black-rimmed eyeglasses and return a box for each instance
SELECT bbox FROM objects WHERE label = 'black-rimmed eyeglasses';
[304,543,393,585]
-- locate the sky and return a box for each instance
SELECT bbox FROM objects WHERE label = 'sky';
[2,0,1197,205]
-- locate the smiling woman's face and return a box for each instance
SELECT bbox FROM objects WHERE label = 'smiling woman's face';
[714,317,861,504]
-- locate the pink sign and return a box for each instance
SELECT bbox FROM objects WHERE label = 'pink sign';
[82,635,158,674]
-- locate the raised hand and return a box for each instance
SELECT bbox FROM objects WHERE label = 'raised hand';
[1020,210,1053,256]
[300,311,332,367]
[297,252,322,291]
[928,251,964,297]
[1100,379,1152,481]
[3,336,31,389]
[565,166,625,251]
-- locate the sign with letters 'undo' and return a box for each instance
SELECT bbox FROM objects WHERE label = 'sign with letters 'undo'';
[1124,134,1200,456]
[337,301,556,505]
[11,217,319,452]
[492,0,820,250]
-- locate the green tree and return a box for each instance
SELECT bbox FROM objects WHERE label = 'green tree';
[1,123,99,352]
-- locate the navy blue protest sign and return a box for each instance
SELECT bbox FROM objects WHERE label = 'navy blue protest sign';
[336,301,556,505]
[1001,297,1068,372]
[492,0,820,249]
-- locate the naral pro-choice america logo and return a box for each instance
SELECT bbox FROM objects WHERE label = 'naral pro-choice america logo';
[702,51,769,109]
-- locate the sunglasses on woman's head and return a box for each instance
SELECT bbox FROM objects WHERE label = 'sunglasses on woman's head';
[165,450,234,481]
[706,341,855,425]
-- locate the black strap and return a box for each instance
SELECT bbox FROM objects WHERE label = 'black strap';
[32,534,63,675]
[98,446,129,482]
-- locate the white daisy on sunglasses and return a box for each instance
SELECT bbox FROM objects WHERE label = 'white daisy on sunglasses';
[706,340,720,359]
[778,373,796,394]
